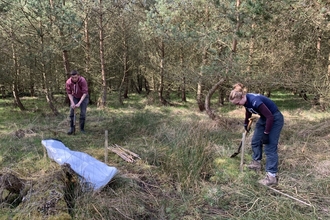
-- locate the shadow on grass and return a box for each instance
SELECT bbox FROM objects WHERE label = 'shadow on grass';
[270,91,312,110]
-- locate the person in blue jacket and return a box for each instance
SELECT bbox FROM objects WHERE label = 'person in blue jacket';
[229,83,284,186]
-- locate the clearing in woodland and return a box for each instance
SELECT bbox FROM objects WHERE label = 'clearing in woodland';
[0,91,329,220]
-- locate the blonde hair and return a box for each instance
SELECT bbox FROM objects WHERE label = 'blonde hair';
[229,83,247,101]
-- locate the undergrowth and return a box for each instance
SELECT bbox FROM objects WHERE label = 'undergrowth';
[0,91,329,219]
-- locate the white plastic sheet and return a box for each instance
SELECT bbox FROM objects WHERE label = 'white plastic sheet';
[41,139,118,191]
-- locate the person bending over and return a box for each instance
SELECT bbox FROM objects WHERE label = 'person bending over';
[229,83,284,186]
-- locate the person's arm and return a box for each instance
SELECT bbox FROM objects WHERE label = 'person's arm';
[76,93,87,106]
[258,103,274,133]
[243,110,252,131]
[75,78,88,107]
[67,94,75,108]
[244,110,252,125]
[80,77,88,95]
[65,81,75,108]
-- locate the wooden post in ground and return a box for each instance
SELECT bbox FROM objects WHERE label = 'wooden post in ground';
[240,132,246,172]
[104,130,108,163]
[42,132,47,159]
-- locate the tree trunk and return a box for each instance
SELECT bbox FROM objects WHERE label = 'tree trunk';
[118,28,129,105]
[180,48,186,102]
[39,21,59,116]
[12,84,25,110]
[197,46,208,111]
[0,85,5,99]
[232,0,241,54]
[158,40,168,105]
[217,86,226,106]
[124,64,130,100]
[62,50,70,76]
[226,0,241,75]
[136,73,143,93]
[29,68,35,97]
[205,79,225,120]
[328,53,330,76]
[62,50,71,105]
[98,0,107,108]
[247,23,255,74]
[11,38,25,111]
[84,15,93,104]
[123,41,129,100]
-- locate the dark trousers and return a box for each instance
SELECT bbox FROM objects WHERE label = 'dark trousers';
[69,95,89,127]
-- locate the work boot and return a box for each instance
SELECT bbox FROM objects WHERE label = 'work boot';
[67,119,75,135]
[246,160,261,171]
[67,127,75,135]
[258,174,278,186]
[80,119,85,133]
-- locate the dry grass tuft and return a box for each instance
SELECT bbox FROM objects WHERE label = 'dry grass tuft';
[314,160,330,178]
[2,97,330,219]
[297,119,330,138]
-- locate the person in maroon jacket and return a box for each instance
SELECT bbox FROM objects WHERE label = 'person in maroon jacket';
[229,83,284,186]
[65,70,89,135]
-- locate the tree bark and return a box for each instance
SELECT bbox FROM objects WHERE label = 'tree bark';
[84,14,93,104]
[98,0,107,108]
[62,50,70,76]
[205,79,225,120]
[247,23,255,74]
[226,0,241,75]
[197,46,208,111]
[180,48,186,102]
[39,21,59,116]
[232,0,241,53]
[118,24,129,105]
[158,40,168,105]
[11,37,26,111]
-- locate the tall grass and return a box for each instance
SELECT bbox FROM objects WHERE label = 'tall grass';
[152,121,214,189]
[0,91,329,219]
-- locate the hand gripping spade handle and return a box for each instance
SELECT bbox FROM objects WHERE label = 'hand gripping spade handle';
[230,117,256,158]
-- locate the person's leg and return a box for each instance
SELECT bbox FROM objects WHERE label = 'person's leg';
[251,118,266,161]
[247,117,265,170]
[259,111,284,186]
[68,97,79,135]
[67,107,75,135]
[264,112,284,174]
[79,95,89,132]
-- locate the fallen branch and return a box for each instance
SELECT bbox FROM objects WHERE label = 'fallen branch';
[114,144,141,159]
[265,185,312,207]
[109,145,140,163]
[110,147,133,162]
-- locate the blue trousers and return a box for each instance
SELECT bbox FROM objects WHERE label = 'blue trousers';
[251,111,284,174]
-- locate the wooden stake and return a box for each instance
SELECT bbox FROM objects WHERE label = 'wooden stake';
[104,130,108,163]
[240,132,246,172]
[42,132,47,159]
